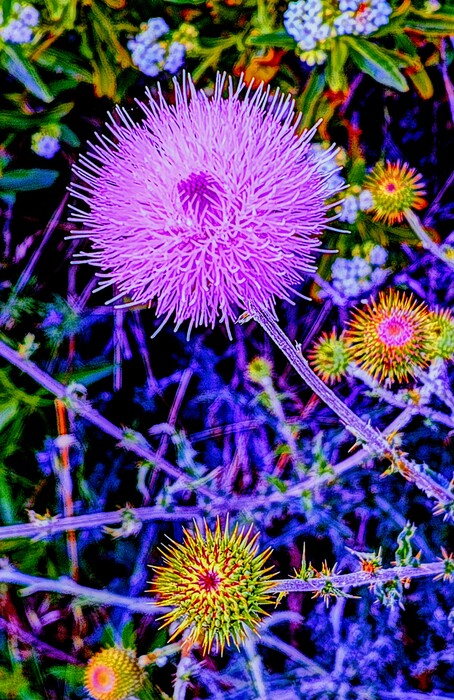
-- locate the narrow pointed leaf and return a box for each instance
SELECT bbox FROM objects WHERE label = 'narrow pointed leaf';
[345,36,408,92]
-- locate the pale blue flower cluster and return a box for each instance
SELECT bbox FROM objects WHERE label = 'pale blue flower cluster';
[284,0,331,52]
[335,0,392,35]
[284,0,392,65]
[31,133,60,159]
[0,3,39,44]
[339,189,373,224]
[127,17,186,77]
[330,245,388,298]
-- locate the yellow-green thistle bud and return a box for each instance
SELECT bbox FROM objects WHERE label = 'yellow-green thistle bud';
[149,518,277,655]
[308,330,350,384]
[363,161,426,226]
[427,307,454,361]
[344,289,434,383]
[84,647,145,700]
[247,356,273,384]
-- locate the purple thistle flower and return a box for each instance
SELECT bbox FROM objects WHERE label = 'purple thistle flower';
[69,73,342,338]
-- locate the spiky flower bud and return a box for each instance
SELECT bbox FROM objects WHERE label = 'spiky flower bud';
[84,647,146,700]
[149,518,277,654]
[427,307,454,361]
[345,289,434,383]
[308,330,350,384]
[247,357,273,383]
[363,161,427,225]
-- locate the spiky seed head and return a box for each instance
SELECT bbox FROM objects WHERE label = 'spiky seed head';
[345,289,434,383]
[363,161,427,225]
[149,518,277,655]
[308,330,350,384]
[427,307,454,361]
[68,72,343,339]
[84,647,146,700]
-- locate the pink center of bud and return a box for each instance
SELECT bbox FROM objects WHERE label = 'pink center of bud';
[377,314,413,347]
[91,665,116,692]
[177,172,223,226]
[385,182,397,194]
[198,569,221,592]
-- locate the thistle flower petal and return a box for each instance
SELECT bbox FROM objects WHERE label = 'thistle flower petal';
[69,73,343,338]
[345,289,434,383]
[149,517,277,654]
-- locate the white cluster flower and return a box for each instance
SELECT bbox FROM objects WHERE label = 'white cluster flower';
[127,17,186,77]
[329,245,388,298]
[339,189,373,224]
[310,143,346,197]
[284,0,392,66]
[31,126,61,159]
[0,3,39,44]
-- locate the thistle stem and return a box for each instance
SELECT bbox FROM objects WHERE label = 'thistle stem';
[0,561,162,613]
[270,561,446,593]
[247,300,454,510]
[404,209,454,272]
[0,506,202,541]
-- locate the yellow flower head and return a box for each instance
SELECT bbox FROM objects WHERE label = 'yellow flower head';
[149,518,277,655]
[364,161,427,225]
[308,330,350,384]
[345,289,434,383]
[84,647,145,700]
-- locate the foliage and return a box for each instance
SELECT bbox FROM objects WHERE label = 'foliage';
[0,0,453,698]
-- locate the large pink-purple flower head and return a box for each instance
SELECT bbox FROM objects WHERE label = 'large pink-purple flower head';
[69,73,342,337]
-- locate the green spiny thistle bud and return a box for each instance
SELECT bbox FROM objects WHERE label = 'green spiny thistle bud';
[308,330,350,384]
[149,518,277,655]
[427,307,454,361]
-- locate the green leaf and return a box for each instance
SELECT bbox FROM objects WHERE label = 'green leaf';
[295,68,326,129]
[0,399,19,432]
[0,169,59,191]
[246,31,296,49]
[325,39,349,92]
[0,462,16,524]
[47,665,84,686]
[60,123,80,147]
[164,0,205,4]
[36,48,93,82]
[57,363,114,386]
[345,36,408,91]
[1,45,53,103]
[266,476,288,493]
[0,102,74,130]
[121,620,137,650]
[404,10,454,35]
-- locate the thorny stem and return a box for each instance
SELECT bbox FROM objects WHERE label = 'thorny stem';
[270,561,446,593]
[0,559,446,615]
[0,561,163,613]
[347,364,454,429]
[0,506,201,541]
[405,209,454,273]
[0,338,213,496]
[247,301,454,510]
